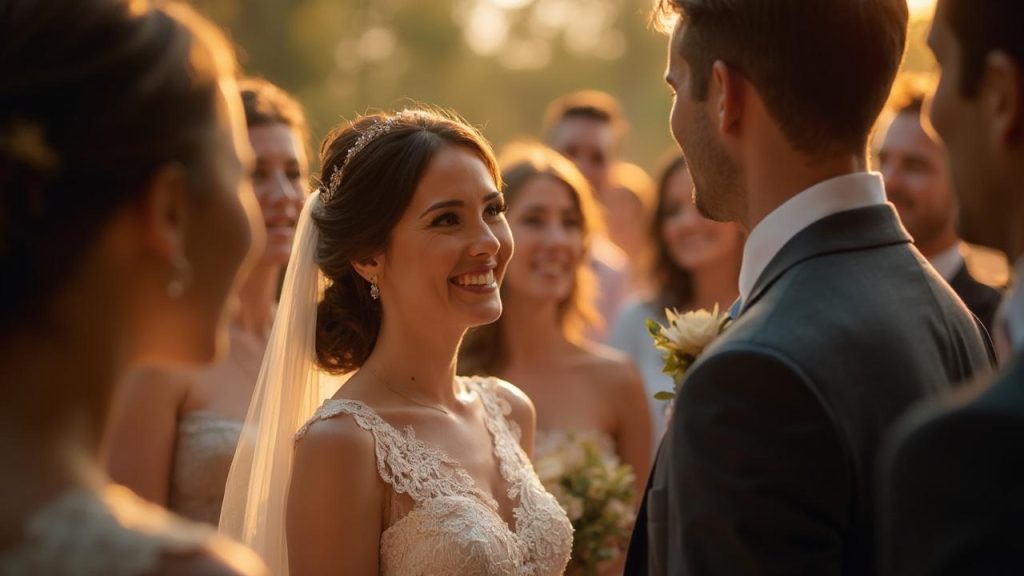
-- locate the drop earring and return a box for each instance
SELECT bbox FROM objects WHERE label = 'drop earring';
[370,275,380,300]
[167,255,193,299]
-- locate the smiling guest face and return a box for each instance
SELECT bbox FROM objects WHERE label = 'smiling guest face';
[248,122,307,266]
[660,164,743,272]
[504,174,585,305]
[380,145,513,331]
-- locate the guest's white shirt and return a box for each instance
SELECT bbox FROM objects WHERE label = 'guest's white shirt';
[929,242,966,282]
[739,172,889,304]
[1002,260,1024,354]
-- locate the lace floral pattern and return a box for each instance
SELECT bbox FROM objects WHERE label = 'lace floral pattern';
[296,376,573,575]
[0,485,258,576]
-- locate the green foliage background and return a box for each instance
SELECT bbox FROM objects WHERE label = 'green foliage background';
[192,0,937,176]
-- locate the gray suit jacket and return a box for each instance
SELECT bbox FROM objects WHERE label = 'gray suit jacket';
[625,204,992,575]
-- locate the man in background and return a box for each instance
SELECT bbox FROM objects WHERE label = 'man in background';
[544,90,629,339]
[877,79,1004,332]
[881,0,1024,573]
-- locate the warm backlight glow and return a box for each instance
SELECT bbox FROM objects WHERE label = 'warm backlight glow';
[908,0,936,19]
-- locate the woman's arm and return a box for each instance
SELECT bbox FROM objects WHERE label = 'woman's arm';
[612,362,654,499]
[287,416,383,576]
[104,368,188,505]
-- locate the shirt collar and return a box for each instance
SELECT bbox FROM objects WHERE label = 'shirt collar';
[1004,259,1024,354]
[928,242,966,282]
[739,172,888,302]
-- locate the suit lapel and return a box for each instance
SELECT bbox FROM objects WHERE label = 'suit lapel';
[743,204,912,312]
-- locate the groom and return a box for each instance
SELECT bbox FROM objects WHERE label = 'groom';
[626,1,993,574]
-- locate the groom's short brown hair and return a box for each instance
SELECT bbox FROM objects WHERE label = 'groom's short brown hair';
[656,0,908,158]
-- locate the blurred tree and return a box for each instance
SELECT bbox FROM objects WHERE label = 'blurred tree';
[190,0,937,179]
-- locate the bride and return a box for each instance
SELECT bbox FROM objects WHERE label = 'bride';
[220,108,573,575]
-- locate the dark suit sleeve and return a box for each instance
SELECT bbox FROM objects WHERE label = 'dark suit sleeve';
[881,404,1024,576]
[665,347,849,575]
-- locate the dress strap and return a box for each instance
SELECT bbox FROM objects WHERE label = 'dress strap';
[296,399,480,504]
[464,378,530,492]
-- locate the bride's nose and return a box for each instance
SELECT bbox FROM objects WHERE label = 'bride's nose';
[467,217,502,257]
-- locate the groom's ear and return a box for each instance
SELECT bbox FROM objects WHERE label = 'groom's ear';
[710,60,745,137]
[351,253,385,284]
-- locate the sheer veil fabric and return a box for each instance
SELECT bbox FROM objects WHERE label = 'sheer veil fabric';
[219,193,345,575]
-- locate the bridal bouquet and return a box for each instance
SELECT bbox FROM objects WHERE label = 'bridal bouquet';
[534,433,636,576]
[647,304,731,400]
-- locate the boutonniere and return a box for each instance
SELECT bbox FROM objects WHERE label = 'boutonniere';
[646,304,731,400]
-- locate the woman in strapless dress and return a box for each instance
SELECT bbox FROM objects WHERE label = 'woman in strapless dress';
[105,79,310,526]
[0,1,264,574]
[460,142,652,573]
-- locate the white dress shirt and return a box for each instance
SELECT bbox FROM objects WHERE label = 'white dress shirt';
[929,242,966,283]
[739,172,889,304]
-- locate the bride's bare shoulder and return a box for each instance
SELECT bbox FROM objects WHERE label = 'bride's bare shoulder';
[294,402,376,461]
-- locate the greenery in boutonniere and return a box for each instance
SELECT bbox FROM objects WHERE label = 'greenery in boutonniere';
[647,304,732,400]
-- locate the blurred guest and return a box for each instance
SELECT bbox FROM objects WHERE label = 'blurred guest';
[607,161,657,297]
[610,154,743,446]
[460,142,651,573]
[877,77,1003,333]
[544,90,630,340]
[881,1,1024,573]
[106,78,310,525]
[0,0,264,573]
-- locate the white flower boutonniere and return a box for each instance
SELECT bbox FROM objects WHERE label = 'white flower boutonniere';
[646,304,731,400]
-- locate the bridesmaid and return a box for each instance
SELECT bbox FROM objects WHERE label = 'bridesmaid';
[0,0,263,574]
[106,78,310,525]
[460,142,652,570]
[610,153,744,445]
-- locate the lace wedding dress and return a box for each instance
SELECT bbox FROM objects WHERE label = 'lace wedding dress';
[296,376,574,575]
[0,484,263,576]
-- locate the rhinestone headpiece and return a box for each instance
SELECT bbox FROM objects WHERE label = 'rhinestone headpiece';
[320,113,405,203]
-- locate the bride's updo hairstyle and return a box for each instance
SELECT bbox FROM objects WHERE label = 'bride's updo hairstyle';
[0,0,235,331]
[313,109,499,374]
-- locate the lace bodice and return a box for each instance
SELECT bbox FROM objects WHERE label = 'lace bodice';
[169,411,244,525]
[0,484,264,576]
[296,376,573,575]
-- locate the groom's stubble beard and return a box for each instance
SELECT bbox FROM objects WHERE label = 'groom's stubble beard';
[682,106,743,224]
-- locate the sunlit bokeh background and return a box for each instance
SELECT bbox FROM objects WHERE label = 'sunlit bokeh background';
[193,0,939,173]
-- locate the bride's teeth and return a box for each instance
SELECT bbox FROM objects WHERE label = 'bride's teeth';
[455,271,495,286]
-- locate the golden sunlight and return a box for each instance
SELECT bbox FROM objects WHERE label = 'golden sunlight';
[907,0,936,19]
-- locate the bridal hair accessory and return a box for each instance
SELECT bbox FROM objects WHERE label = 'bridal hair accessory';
[369,275,380,300]
[320,112,407,203]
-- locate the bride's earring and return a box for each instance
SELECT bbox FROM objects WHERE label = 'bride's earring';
[167,255,193,299]
[370,275,380,300]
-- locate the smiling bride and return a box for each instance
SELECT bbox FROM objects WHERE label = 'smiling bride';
[219,108,573,575]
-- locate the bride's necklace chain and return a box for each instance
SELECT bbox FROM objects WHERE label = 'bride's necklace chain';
[362,365,455,416]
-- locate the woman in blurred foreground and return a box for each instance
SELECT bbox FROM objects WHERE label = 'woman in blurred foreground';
[106,78,310,527]
[0,0,264,573]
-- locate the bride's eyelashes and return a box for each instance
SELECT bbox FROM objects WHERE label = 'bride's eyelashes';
[428,200,507,228]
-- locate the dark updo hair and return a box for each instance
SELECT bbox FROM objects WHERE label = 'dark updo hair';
[0,0,237,331]
[313,109,500,374]
[239,77,310,160]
